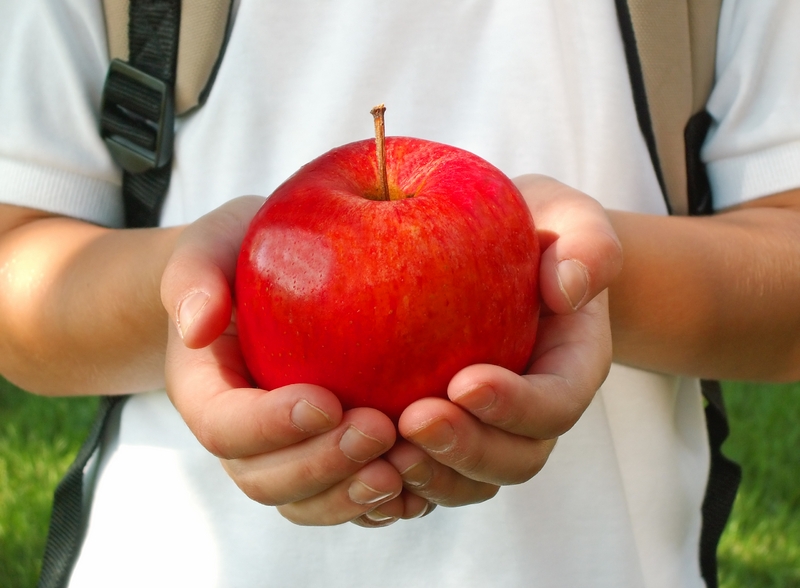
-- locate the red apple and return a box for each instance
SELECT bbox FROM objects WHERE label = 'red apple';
[235,108,540,421]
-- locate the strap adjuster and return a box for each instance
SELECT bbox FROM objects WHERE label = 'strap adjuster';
[100,59,175,174]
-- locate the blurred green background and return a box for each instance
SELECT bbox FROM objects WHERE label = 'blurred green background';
[1,376,798,587]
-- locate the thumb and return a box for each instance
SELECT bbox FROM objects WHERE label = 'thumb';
[514,175,623,315]
[160,196,265,349]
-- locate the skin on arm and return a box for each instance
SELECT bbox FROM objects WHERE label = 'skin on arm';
[0,204,182,396]
[608,188,800,382]
[0,183,615,528]
[4,177,799,529]
[0,198,408,526]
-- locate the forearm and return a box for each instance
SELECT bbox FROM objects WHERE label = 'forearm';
[0,207,183,396]
[608,191,800,382]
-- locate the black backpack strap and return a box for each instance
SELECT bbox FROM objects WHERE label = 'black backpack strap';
[682,51,742,588]
[37,396,126,588]
[615,2,741,587]
[684,102,742,588]
[698,380,743,588]
[37,2,182,586]
[100,0,182,228]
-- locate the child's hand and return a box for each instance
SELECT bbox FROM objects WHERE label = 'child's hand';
[161,175,623,528]
[359,176,623,526]
[161,197,403,525]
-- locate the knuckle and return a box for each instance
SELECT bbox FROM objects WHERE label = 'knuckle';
[279,503,351,527]
[256,411,281,451]
[502,451,548,485]
[544,377,596,438]
[296,456,336,491]
[488,407,527,435]
[229,467,283,507]
[599,225,624,261]
[436,482,499,507]
[276,504,314,526]
[546,407,582,438]
[451,439,492,480]
[192,412,229,458]
[481,484,501,502]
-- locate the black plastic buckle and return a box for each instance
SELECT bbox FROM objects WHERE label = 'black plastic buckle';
[100,59,175,174]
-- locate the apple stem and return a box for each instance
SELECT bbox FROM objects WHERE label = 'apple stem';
[370,104,391,201]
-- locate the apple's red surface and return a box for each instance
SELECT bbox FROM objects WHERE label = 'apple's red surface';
[236,137,540,421]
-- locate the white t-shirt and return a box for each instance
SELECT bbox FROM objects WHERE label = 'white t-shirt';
[1,1,799,587]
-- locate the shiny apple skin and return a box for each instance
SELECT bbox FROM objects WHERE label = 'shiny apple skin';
[235,137,540,421]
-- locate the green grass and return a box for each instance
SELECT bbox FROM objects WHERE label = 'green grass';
[0,379,98,587]
[718,381,800,588]
[0,377,798,587]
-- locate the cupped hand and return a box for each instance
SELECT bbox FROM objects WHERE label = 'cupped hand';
[160,174,623,529]
[360,175,623,524]
[160,197,403,526]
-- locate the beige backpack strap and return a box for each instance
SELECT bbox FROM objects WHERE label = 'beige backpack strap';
[622,0,722,215]
[617,8,741,588]
[102,0,234,115]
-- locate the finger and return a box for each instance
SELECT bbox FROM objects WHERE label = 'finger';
[277,458,403,526]
[384,439,500,507]
[161,195,265,348]
[449,292,612,439]
[397,399,555,487]
[514,174,622,314]
[352,490,435,527]
[175,381,344,460]
[224,408,396,507]
[165,318,344,458]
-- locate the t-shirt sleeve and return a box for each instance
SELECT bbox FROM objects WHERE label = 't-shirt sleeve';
[702,0,800,210]
[0,0,124,227]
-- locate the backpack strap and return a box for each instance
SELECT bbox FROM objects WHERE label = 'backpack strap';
[101,0,182,228]
[615,2,742,587]
[699,379,743,588]
[38,2,232,586]
[102,0,234,116]
[36,397,125,588]
[616,0,721,215]
[99,0,234,227]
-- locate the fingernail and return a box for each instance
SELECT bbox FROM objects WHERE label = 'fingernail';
[408,419,455,453]
[556,259,589,310]
[409,501,434,519]
[176,291,210,339]
[339,426,387,463]
[452,385,496,412]
[364,509,396,523]
[348,480,394,505]
[290,400,332,433]
[400,461,433,488]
